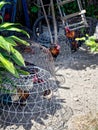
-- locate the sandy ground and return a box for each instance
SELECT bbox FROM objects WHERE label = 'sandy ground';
[56,46,98,114]
[55,44,98,130]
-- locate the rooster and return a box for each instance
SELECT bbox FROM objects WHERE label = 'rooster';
[71,40,83,52]
[65,28,75,39]
[65,28,83,52]
[17,88,29,106]
[49,44,60,59]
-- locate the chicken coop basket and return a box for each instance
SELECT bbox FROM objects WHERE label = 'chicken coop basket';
[0,42,73,130]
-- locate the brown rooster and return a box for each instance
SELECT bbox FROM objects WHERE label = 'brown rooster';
[66,28,75,38]
[17,88,29,106]
[49,44,60,59]
[18,88,29,100]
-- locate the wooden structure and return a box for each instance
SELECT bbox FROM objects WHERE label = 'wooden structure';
[56,0,88,30]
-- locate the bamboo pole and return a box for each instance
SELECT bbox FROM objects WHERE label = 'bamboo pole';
[50,0,58,45]
[40,0,53,44]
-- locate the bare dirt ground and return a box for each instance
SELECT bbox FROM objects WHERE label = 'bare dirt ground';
[55,43,98,130]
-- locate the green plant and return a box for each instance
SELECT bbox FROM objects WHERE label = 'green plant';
[30,5,39,13]
[62,1,78,14]
[76,35,98,52]
[0,1,30,85]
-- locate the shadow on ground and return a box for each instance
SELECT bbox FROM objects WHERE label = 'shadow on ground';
[55,45,98,71]
[0,96,73,130]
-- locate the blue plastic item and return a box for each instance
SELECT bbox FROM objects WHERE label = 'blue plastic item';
[0,0,17,22]
[21,0,31,28]
[0,0,31,28]
[11,0,17,22]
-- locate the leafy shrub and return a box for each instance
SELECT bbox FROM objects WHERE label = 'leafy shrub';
[76,35,98,52]
[0,1,30,85]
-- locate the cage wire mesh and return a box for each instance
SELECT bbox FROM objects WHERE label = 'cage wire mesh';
[0,42,73,130]
[21,41,55,76]
[32,17,98,70]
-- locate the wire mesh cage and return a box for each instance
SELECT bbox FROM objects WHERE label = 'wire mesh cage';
[21,41,55,76]
[0,42,73,130]
[0,66,72,130]
[0,66,55,126]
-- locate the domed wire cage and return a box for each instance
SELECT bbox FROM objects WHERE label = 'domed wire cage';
[0,42,73,130]
[22,41,55,76]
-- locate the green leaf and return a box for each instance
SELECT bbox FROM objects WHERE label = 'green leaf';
[2,27,30,38]
[0,15,3,23]
[0,22,21,28]
[89,36,96,41]
[0,1,10,10]
[0,36,11,52]
[91,47,96,52]
[0,50,10,59]
[31,6,39,13]
[9,35,30,46]
[4,37,17,46]
[0,53,19,77]
[86,34,89,37]
[11,47,25,66]
[75,37,86,41]
[17,68,30,75]
[85,40,96,46]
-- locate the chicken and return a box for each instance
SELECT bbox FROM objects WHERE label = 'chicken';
[71,40,83,52]
[17,88,29,106]
[71,41,78,52]
[18,88,29,100]
[65,28,75,38]
[33,75,44,84]
[49,44,60,59]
